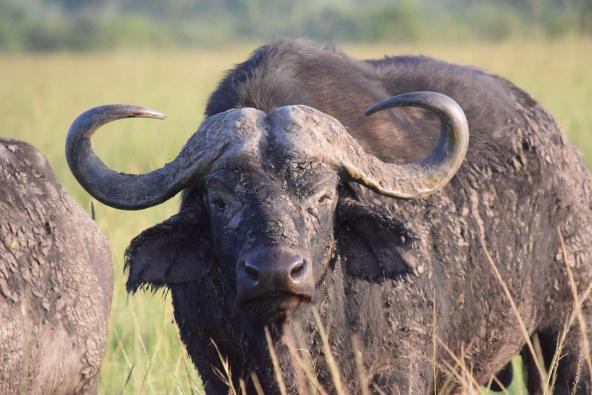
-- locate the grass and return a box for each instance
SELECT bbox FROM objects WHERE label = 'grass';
[0,37,590,393]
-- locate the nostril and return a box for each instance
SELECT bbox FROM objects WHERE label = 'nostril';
[289,259,306,280]
[243,262,260,282]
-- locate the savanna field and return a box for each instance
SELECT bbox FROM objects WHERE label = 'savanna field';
[1,38,591,394]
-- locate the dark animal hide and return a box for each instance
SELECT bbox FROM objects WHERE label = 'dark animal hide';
[116,39,591,393]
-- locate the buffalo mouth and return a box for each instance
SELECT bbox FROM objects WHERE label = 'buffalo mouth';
[238,292,312,321]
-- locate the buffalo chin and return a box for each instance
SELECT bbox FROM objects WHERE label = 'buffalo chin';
[238,292,311,322]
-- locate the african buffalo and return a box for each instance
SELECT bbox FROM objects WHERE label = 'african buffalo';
[0,139,112,394]
[66,39,592,394]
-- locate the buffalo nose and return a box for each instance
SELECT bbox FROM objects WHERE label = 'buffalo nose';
[236,247,314,305]
[242,256,306,283]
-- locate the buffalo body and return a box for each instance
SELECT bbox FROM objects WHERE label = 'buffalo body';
[0,139,112,394]
[68,40,592,394]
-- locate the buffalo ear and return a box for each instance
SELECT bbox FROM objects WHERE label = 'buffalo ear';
[125,207,213,293]
[336,199,414,282]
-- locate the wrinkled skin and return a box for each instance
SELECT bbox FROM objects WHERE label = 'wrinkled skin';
[122,40,592,394]
[0,140,112,394]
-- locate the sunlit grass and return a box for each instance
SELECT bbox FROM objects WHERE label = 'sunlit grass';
[0,37,590,393]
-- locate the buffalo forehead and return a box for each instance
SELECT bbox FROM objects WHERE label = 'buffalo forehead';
[203,106,340,197]
[207,160,334,203]
[197,107,266,161]
[266,105,351,167]
[201,104,344,164]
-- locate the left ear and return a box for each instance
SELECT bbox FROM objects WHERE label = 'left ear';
[336,198,414,281]
[125,206,213,293]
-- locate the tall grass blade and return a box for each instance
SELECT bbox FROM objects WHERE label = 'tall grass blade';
[209,339,238,395]
[250,372,265,395]
[352,335,370,395]
[558,228,592,390]
[282,324,312,394]
[479,236,548,388]
[313,309,347,395]
[265,326,289,395]
[117,363,135,395]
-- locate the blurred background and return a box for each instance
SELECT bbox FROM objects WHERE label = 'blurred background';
[0,0,591,50]
[0,0,591,394]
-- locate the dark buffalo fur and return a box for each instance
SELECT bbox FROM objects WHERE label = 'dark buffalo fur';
[206,40,510,165]
[126,39,592,394]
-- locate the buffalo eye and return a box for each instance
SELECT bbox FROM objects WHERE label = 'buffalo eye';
[318,194,331,205]
[211,198,226,211]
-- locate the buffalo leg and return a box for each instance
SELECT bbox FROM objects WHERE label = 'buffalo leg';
[522,332,556,395]
[488,360,513,392]
[552,329,592,394]
[524,326,592,394]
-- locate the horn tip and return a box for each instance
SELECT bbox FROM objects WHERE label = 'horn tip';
[364,105,379,117]
[135,108,166,120]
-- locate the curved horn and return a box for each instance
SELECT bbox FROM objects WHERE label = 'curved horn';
[66,105,235,210]
[353,91,469,198]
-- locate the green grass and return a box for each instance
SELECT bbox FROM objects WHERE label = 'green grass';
[0,37,590,393]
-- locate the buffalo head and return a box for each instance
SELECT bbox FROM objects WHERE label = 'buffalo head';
[66,92,468,323]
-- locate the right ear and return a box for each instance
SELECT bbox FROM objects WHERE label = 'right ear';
[124,204,213,293]
[335,198,415,282]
